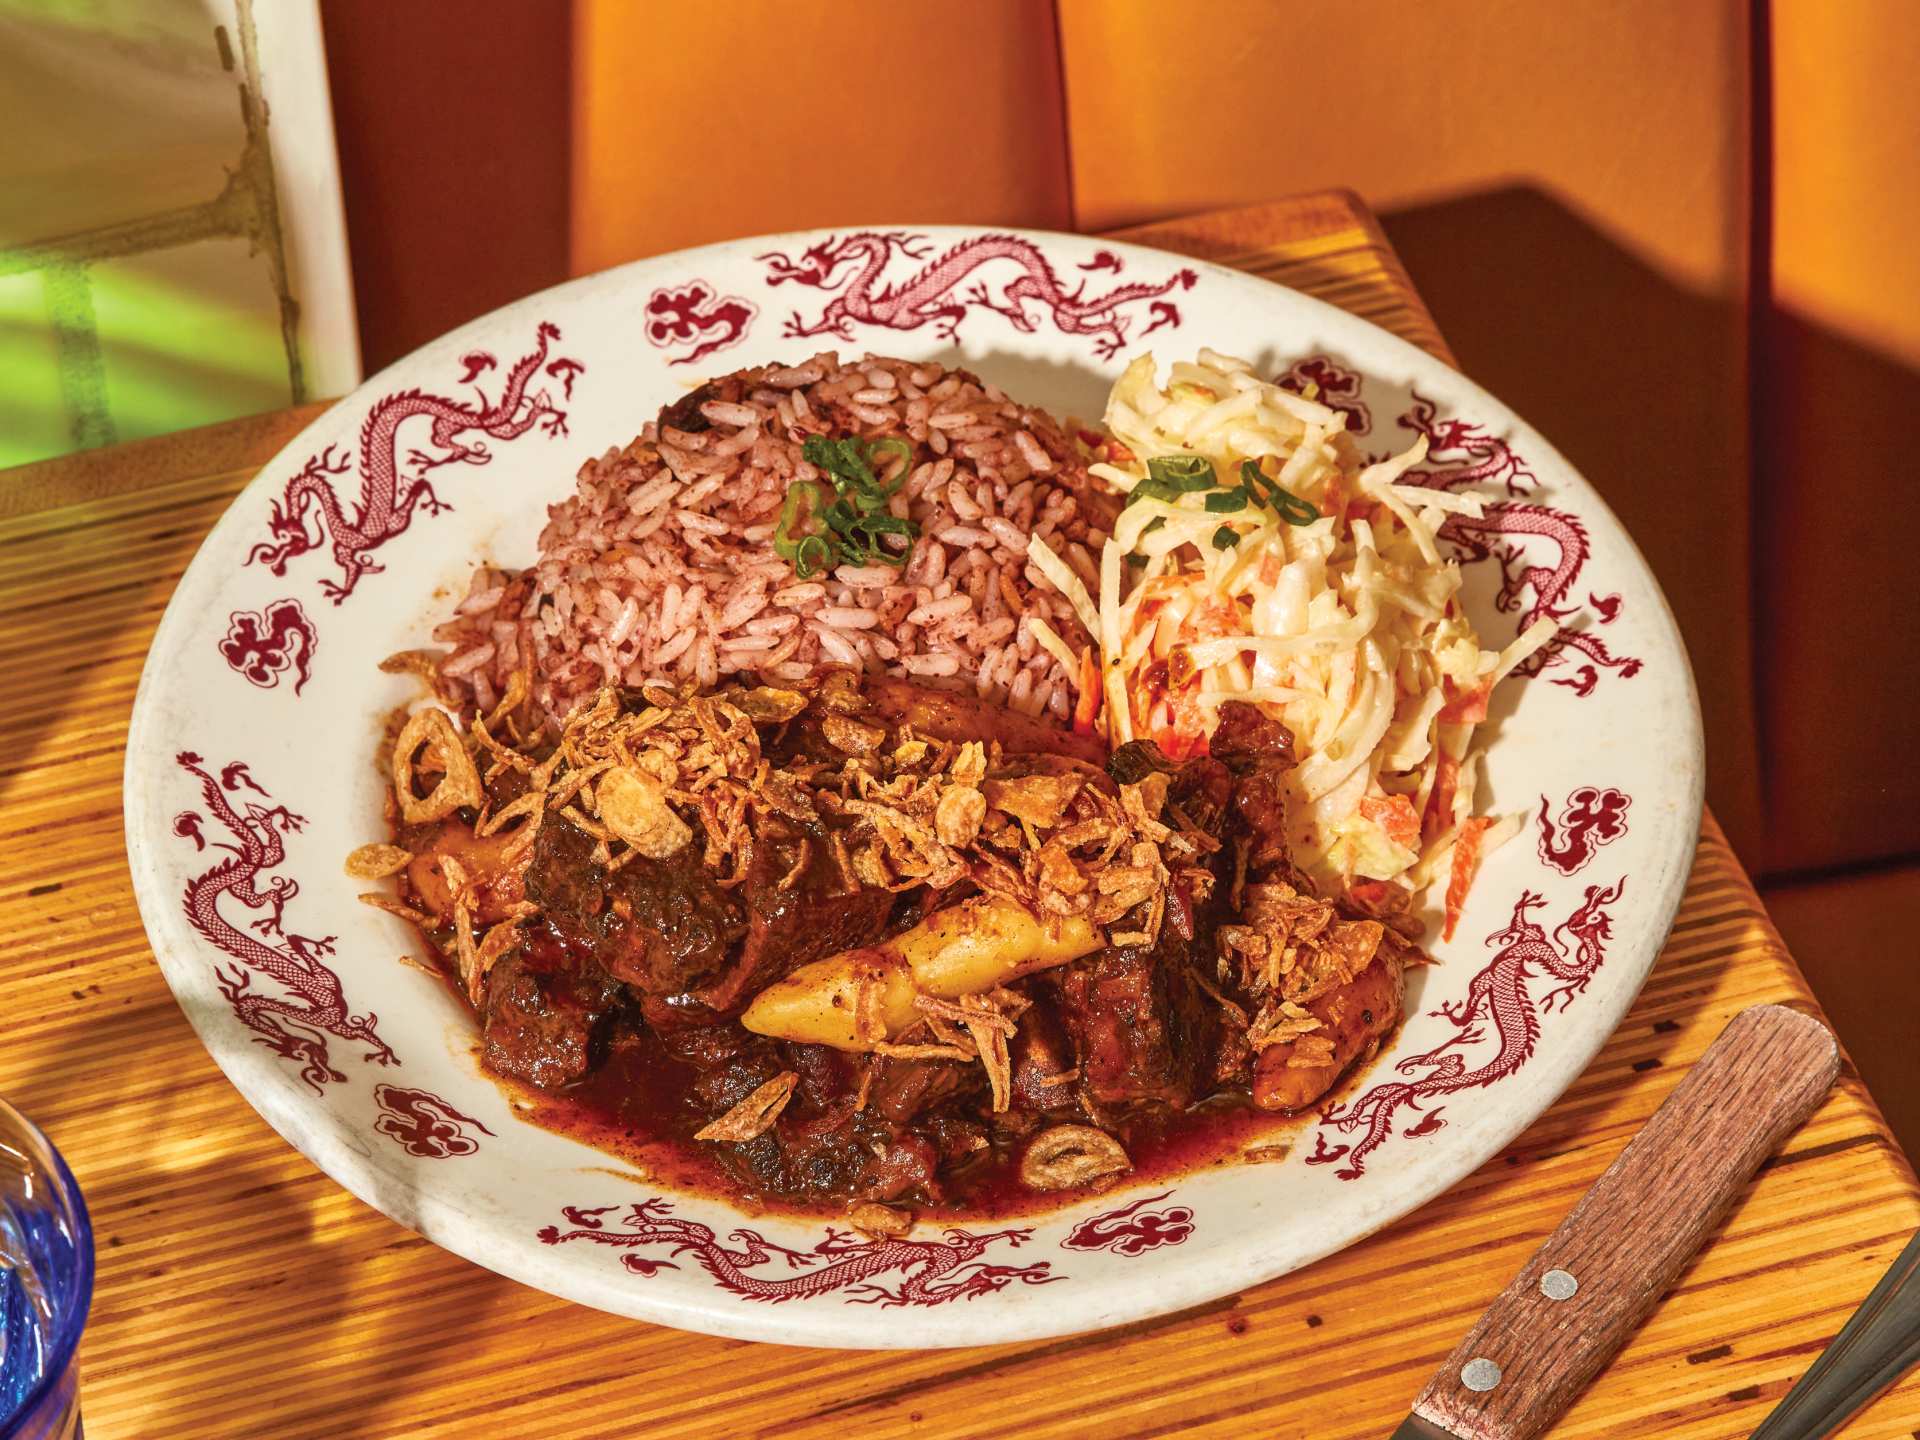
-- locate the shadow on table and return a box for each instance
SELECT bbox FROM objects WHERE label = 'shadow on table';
[11,984,506,1440]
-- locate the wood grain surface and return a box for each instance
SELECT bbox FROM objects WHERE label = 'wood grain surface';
[1413,1005,1841,1440]
[3,190,1917,1440]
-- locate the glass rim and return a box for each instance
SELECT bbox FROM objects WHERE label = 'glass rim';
[0,1094,94,1438]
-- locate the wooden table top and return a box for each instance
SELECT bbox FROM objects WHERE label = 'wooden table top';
[4,189,1916,1439]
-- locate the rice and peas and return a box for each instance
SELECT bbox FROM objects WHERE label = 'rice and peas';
[432,352,1105,727]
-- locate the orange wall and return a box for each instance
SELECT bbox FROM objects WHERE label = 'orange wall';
[1757,0,1920,871]
[1057,0,1749,295]
[568,0,1072,274]
[1773,0,1920,370]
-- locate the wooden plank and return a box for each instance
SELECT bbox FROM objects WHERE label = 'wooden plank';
[1117,194,1452,364]
[3,190,1914,1439]
[0,402,327,520]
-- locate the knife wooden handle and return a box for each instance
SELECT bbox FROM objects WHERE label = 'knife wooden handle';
[1410,1004,1840,1440]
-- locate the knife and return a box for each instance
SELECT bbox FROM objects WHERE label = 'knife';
[1389,1003,1840,1440]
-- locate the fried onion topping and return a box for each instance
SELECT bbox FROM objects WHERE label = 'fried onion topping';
[693,1072,799,1143]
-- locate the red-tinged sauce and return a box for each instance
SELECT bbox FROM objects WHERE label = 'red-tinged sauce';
[940,1096,1317,1223]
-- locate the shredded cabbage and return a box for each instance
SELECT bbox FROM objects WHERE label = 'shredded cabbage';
[1042,349,1555,927]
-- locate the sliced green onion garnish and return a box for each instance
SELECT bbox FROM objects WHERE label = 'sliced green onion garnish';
[1204,486,1250,513]
[774,480,827,566]
[1241,460,1319,526]
[784,439,922,576]
[791,533,831,577]
[802,435,877,494]
[1146,454,1216,491]
[865,436,914,492]
[1211,525,1240,550]
[848,511,916,565]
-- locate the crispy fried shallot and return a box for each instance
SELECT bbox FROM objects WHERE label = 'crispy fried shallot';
[693,1072,799,1143]
[1020,1125,1131,1191]
[344,842,411,880]
[845,1202,914,1238]
[392,707,483,823]
[595,765,693,859]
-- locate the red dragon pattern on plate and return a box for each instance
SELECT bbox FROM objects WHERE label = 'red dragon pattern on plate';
[756,231,1195,360]
[1309,878,1626,1180]
[1283,356,1642,698]
[1537,787,1632,877]
[1279,356,1373,433]
[1060,1192,1195,1256]
[246,322,582,604]
[644,281,758,366]
[218,599,317,694]
[538,1198,1061,1306]
[373,1084,494,1158]
[172,752,396,1092]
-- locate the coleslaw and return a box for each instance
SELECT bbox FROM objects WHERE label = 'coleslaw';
[1033,350,1554,938]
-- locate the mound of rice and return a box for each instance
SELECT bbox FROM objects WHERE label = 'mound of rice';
[431,353,1111,726]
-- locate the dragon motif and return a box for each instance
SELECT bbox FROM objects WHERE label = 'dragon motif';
[1400,391,1536,496]
[1278,355,1373,434]
[1060,1191,1195,1256]
[538,1198,1061,1306]
[644,281,758,366]
[1308,879,1625,1180]
[1397,389,1640,690]
[1432,501,1642,685]
[1271,357,1643,694]
[756,231,1196,360]
[173,751,396,1092]
[372,1084,493,1158]
[1537,787,1631,876]
[218,599,317,694]
[246,323,581,603]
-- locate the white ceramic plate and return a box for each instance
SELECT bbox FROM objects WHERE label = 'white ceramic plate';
[125,226,1701,1348]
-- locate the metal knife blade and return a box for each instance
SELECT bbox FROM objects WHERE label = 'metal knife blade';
[1748,1227,1920,1438]
[1382,1004,1838,1440]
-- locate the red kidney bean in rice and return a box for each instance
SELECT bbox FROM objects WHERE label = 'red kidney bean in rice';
[429,353,1113,726]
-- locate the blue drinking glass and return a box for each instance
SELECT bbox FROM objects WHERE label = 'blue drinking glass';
[0,1098,91,1440]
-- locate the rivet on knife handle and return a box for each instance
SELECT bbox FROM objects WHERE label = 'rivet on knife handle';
[1406,1004,1840,1440]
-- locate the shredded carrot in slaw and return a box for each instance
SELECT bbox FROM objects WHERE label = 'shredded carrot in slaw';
[1360,793,1422,850]
[1443,817,1494,942]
